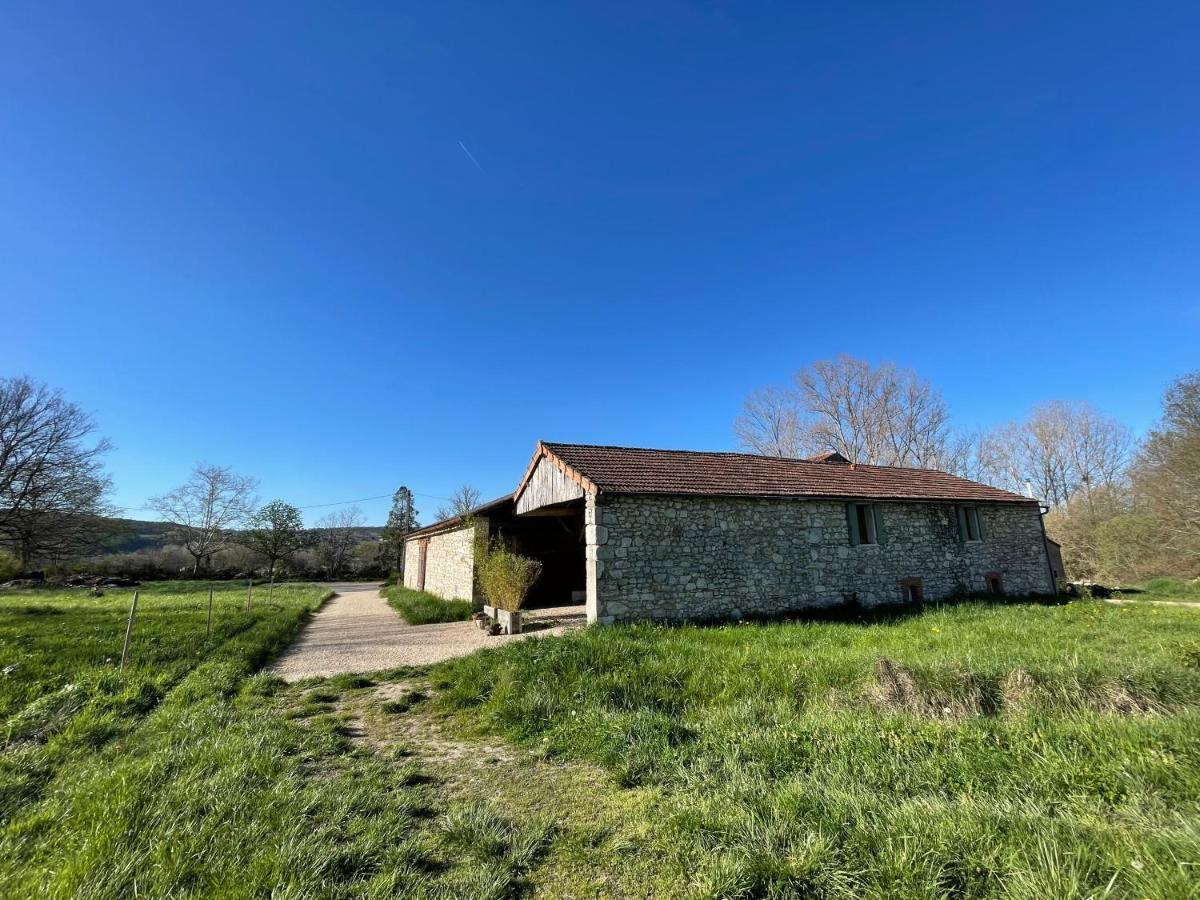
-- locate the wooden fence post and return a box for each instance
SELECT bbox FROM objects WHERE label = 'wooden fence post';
[207,584,214,637]
[246,578,253,613]
[268,573,275,603]
[120,590,140,671]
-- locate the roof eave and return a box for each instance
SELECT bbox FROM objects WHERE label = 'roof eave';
[401,494,513,541]
[592,488,1040,505]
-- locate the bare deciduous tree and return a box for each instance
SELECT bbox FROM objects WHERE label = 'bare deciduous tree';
[734,387,803,457]
[0,377,113,567]
[436,484,482,521]
[149,464,258,575]
[985,401,1131,508]
[937,429,1009,486]
[874,365,954,469]
[314,506,365,578]
[734,356,954,468]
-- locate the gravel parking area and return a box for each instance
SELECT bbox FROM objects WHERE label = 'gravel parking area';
[269,583,584,681]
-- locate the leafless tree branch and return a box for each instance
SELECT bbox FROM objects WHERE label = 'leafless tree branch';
[148,464,258,575]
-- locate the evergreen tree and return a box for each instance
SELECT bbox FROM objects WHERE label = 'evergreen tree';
[380,486,418,576]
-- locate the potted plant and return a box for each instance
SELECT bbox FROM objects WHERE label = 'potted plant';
[477,541,541,635]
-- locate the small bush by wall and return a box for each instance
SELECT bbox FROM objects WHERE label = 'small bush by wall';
[476,542,541,613]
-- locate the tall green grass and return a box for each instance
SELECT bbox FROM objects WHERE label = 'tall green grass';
[435,598,1200,897]
[0,582,329,823]
[383,585,473,624]
[6,582,1199,897]
[1138,576,1200,600]
[0,582,553,898]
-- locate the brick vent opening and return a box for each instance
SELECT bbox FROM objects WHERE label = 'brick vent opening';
[901,577,924,604]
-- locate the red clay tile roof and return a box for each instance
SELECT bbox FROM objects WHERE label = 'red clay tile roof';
[541,442,1036,505]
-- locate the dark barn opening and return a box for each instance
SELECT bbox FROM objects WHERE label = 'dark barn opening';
[486,500,585,609]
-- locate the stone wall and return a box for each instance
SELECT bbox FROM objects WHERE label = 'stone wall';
[588,494,1053,624]
[402,524,479,603]
[402,540,421,590]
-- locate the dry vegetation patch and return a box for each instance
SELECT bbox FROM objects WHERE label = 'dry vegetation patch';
[869,657,1168,720]
[869,657,995,720]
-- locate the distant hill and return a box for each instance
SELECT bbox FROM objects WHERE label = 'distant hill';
[91,517,385,555]
[94,518,182,554]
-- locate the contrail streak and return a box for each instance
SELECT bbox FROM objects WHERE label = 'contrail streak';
[457,140,483,172]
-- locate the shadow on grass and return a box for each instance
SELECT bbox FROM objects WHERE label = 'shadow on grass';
[679,591,1068,629]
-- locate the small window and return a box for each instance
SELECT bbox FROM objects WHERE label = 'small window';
[901,577,924,604]
[847,502,881,546]
[957,506,983,542]
[985,572,1004,595]
[856,504,873,543]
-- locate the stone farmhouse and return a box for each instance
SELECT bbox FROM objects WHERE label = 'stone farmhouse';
[403,441,1057,624]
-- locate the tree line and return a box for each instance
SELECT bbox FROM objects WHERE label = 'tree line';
[6,366,1194,585]
[0,376,436,581]
[736,356,1199,581]
[145,467,407,581]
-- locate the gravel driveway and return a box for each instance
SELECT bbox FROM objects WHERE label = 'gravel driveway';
[269,583,584,681]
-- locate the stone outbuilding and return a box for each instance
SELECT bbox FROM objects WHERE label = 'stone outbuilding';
[403,441,1057,624]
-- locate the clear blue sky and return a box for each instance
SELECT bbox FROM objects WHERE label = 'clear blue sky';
[3,2,1197,526]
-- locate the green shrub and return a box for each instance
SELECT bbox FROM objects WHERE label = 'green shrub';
[382,586,473,624]
[0,549,21,582]
[476,542,541,613]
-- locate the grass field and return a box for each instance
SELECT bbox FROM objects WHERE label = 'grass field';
[435,595,1200,897]
[2,583,1198,897]
[383,585,474,624]
[1129,576,1200,602]
[0,580,329,822]
[0,581,547,898]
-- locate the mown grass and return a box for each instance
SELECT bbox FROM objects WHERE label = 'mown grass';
[435,596,1200,897]
[383,585,473,625]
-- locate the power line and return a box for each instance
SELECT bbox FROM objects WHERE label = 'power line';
[298,490,453,509]
[114,489,453,515]
[297,492,394,509]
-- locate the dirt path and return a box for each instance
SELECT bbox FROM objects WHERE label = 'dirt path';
[269,583,584,681]
[278,671,663,896]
